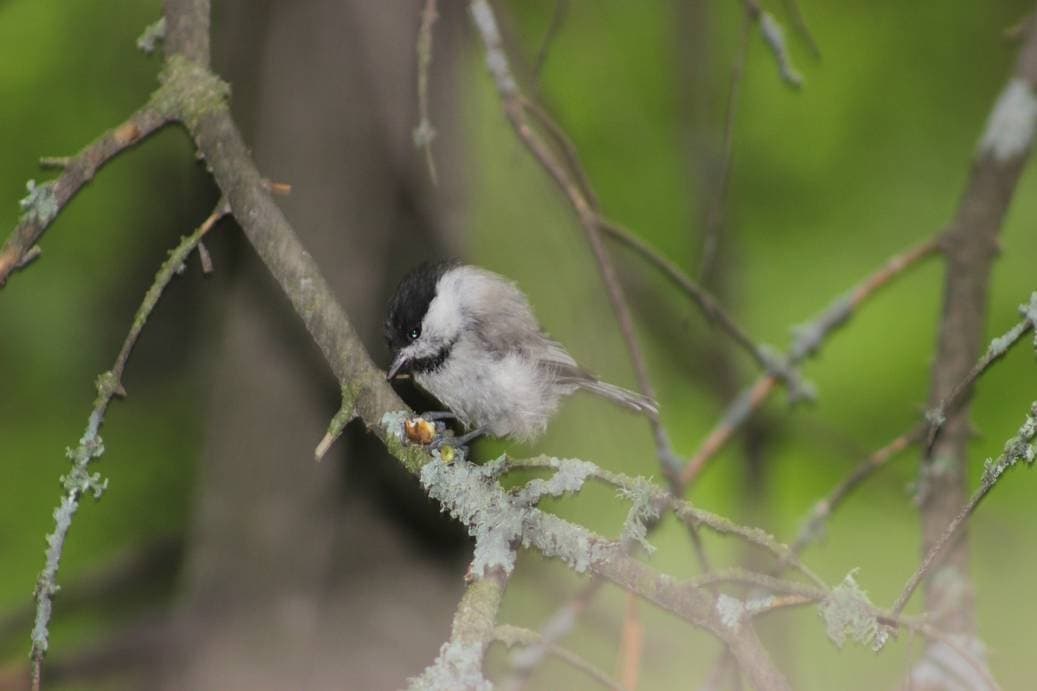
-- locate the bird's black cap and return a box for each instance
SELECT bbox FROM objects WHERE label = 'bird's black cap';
[384,260,457,352]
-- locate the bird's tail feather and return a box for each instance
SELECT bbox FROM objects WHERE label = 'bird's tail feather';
[578,380,658,416]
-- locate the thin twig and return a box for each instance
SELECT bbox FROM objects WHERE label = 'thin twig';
[778,0,821,58]
[599,219,793,385]
[518,97,799,393]
[789,300,1034,559]
[925,314,1035,448]
[29,200,227,689]
[617,592,643,691]
[532,0,569,82]
[469,0,680,484]
[680,235,942,487]
[788,428,922,557]
[495,624,626,691]
[0,537,180,647]
[500,580,604,691]
[0,107,170,286]
[699,4,754,281]
[893,402,1037,618]
[414,0,439,184]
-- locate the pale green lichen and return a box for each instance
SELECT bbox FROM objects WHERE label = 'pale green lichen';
[716,594,776,630]
[716,594,745,629]
[327,384,360,434]
[421,453,615,577]
[152,55,230,128]
[381,411,410,442]
[980,402,1037,485]
[406,639,491,691]
[136,17,166,54]
[819,569,882,650]
[32,421,108,659]
[513,458,596,504]
[19,179,58,225]
[617,478,660,554]
[759,11,804,88]
[1023,292,1037,348]
[422,457,524,576]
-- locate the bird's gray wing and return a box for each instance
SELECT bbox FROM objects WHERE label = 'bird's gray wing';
[470,287,657,414]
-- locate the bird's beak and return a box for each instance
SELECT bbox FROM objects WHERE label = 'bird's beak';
[386,352,409,380]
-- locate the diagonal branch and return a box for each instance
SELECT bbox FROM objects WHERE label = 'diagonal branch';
[680,235,941,487]
[895,402,1037,618]
[0,107,170,286]
[28,201,226,690]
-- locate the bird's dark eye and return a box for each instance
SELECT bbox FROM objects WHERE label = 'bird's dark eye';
[408,327,421,341]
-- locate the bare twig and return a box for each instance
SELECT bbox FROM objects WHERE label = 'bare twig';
[414,0,440,184]
[0,537,180,647]
[494,624,626,691]
[680,235,942,487]
[778,0,821,58]
[599,219,794,386]
[532,0,569,81]
[314,384,360,461]
[617,592,643,691]
[499,579,604,691]
[0,108,170,285]
[699,4,754,281]
[925,311,1036,447]
[29,200,226,689]
[789,428,922,557]
[894,402,1037,618]
[791,297,1035,559]
[469,0,679,483]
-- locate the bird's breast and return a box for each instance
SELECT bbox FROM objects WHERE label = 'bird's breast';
[415,342,561,441]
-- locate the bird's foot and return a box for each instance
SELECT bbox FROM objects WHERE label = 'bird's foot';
[430,427,486,452]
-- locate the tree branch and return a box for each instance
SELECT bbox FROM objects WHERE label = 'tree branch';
[0,108,170,286]
[680,235,941,487]
[914,13,1037,657]
[29,201,226,690]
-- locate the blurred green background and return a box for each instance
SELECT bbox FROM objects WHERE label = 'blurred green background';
[2,1,1036,689]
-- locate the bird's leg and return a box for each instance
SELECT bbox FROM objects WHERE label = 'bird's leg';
[430,426,487,450]
[420,411,457,422]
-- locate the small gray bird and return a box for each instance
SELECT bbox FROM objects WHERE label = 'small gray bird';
[384,261,657,445]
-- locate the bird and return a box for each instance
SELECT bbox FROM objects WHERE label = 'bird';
[384,261,657,446]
